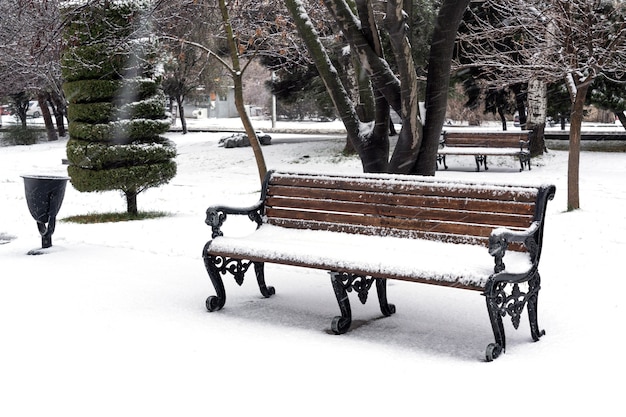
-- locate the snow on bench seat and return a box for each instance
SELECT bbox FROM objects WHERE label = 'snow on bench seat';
[207,224,532,290]
[438,146,527,156]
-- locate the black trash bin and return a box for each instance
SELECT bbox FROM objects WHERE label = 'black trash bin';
[22,175,69,254]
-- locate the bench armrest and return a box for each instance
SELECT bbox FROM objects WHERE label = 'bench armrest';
[519,139,530,152]
[488,222,540,273]
[205,200,264,238]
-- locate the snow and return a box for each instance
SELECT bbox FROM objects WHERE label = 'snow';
[1,117,625,415]
[207,224,532,288]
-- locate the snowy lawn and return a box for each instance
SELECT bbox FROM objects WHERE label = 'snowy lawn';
[1,125,624,416]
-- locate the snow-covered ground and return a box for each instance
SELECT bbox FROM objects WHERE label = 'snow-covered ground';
[1,117,625,416]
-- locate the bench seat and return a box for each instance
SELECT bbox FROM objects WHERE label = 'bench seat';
[208,224,532,290]
[438,146,528,156]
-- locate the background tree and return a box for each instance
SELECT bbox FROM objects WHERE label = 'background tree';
[456,0,626,210]
[63,0,176,215]
[156,1,226,134]
[0,0,66,140]
[589,75,626,129]
[154,0,292,183]
[284,0,470,174]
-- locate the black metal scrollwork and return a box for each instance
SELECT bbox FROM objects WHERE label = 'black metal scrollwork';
[206,209,227,238]
[491,282,530,329]
[203,253,275,312]
[329,272,396,335]
[212,255,253,286]
[248,209,263,228]
[484,272,544,361]
[333,272,375,304]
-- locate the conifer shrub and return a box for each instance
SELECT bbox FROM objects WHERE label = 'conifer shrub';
[62,0,176,215]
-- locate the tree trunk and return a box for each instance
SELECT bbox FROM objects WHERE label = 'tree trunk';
[512,83,527,129]
[49,92,67,137]
[38,92,58,142]
[499,107,507,131]
[526,79,546,156]
[385,0,423,174]
[414,0,471,175]
[177,96,187,134]
[234,73,267,182]
[219,0,267,184]
[567,82,590,211]
[285,0,364,165]
[125,189,138,215]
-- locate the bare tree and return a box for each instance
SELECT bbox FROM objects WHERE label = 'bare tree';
[285,0,471,174]
[457,0,626,210]
[154,0,227,134]
[154,0,298,183]
[0,0,66,139]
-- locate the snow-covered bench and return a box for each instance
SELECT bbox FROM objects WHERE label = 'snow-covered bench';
[202,170,555,361]
[438,131,532,171]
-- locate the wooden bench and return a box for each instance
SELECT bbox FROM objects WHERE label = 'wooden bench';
[202,170,556,361]
[438,131,532,171]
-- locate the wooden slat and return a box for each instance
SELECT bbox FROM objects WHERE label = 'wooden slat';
[445,132,529,140]
[265,196,533,228]
[259,172,542,253]
[265,207,512,239]
[266,185,536,216]
[269,175,538,203]
[444,132,529,148]
[266,217,490,245]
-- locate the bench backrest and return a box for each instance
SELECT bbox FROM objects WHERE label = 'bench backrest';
[262,171,553,251]
[443,131,530,148]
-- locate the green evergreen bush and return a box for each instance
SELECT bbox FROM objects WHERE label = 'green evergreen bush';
[62,0,176,215]
[0,126,42,146]
[63,80,122,104]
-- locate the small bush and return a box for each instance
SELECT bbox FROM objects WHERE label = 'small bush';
[62,211,168,223]
[0,126,42,146]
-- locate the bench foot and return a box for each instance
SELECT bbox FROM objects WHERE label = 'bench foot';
[331,315,352,335]
[206,295,223,312]
[485,343,503,362]
[329,272,395,334]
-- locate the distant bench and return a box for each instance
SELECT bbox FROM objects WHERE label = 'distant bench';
[202,170,555,361]
[438,131,532,171]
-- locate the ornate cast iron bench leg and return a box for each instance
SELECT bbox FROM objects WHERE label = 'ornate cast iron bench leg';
[483,271,545,361]
[203,251,227,312]
[484,283,506,362]
[330,272,352,334]
[330,272,396,335]
[254,262,276,298]
[526,273,545,342]
[437,154,448,170]
[376,278,396,317]
[474,155,488,171]
[203,245,275,312]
